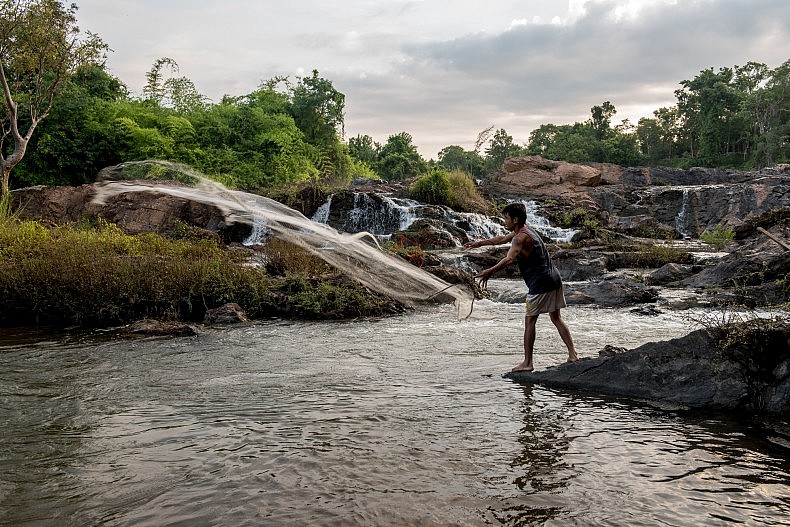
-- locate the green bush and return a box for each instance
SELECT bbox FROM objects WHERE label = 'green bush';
[408,168,451,205]
[445,169,489,213]
[701,226,735,249]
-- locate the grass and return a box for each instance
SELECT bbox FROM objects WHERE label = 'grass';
[0,215,399,327]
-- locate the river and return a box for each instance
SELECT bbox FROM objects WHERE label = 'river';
[1,282,788,526]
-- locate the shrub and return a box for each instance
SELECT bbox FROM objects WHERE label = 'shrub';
[445,169,489,213]
[0,219,272,325]
[409,168,451,205]
[701,226,735,249]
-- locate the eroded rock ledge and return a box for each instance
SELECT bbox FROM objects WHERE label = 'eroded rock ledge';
[504,323,790,414]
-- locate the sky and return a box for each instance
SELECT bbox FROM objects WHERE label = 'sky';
[74,0,790,159]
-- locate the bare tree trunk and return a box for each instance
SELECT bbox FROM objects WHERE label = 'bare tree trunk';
[1,165,9,197]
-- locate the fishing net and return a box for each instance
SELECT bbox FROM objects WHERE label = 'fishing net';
[92,160,475,319]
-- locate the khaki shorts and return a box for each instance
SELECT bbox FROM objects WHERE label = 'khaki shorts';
[525,286,567,316]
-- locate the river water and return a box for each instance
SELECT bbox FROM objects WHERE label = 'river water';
[1,282,788,526]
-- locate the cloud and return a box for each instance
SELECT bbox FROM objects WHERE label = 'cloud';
[336,0,790,156]
[77,0,790,158]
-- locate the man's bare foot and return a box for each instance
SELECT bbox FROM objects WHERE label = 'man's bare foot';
[511,360,534,372]
[567,353,579,363]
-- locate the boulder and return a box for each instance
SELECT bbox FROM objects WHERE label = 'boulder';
[505,322,790,413]
[481,155,603,202]
[565,277,659,307]
[644,263,700,286]
[11,183,251,243]
[123,319,198,337]
[204,303,250,324]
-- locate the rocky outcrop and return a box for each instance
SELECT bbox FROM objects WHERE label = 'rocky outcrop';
[480,156,789,239]
[676,223,790,306]
[505,322,790,414]
[481,156,602,202]
[12,183,252,243]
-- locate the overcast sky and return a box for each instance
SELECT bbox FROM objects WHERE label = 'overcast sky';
[75,0,789,159]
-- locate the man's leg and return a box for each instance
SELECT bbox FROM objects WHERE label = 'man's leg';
[513,315,538,371]
[549,309,578,362]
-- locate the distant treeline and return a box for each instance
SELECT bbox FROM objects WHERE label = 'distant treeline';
[12,58,789,192]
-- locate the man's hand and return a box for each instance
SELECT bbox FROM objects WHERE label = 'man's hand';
[463,240,480,249]
[475,268,493,291]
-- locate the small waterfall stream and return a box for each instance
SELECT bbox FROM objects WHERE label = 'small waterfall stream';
[311,192,576,244]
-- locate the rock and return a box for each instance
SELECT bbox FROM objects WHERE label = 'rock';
[123,319,198,337]
[600,345,627,357]
[482,155,602,200]
[393,218,468,250]
[680,225,790,295]
[552,249,608,281]
[565,278,659,307]
[644,263,699,286]
[505,323,790,413]
[204,303,249,324]
[11,183,251,243]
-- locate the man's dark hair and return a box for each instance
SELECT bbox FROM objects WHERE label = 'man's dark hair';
[502,202,526,226]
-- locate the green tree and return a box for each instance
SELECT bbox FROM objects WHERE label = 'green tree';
[375,132,427,181]
[13,64,127,186]
[484,128,525,171]
[348,133,379,165]
[143,57,206,114]
[437,144,485,176]
[0,0,106,195]
[677,67,747,165]
[289,69,350,180]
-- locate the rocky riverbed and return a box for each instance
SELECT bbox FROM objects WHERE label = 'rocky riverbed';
[9,157,790,413]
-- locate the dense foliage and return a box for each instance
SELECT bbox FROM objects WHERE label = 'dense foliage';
[527,61,790,169]
[3,3,788,196]
[0,216,398,326]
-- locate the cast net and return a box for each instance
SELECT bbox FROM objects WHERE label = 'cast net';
[92,161,475,318]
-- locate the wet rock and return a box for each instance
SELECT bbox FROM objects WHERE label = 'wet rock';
[123,319,198,337]
[204,303,250,324]
[565,278,659,307]
[505,323,790,413]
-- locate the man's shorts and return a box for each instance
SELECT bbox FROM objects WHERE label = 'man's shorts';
[525,286,567,316]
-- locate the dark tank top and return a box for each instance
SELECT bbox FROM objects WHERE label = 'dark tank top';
[516,226,562,294]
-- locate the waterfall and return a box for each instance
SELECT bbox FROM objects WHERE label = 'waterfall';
[521,200,577,243]
[675,188,691,237]
[312,193,575,243]
[311,195,332,224]
[312,193,420,235]
[243,213,268,246]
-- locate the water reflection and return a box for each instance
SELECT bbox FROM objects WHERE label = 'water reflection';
[492,385,574,525]
[1,309,789,527]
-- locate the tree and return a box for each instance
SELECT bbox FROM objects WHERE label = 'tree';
[0,0,106,195]
[13,64,127,186]
[348,133,379,165]
[437,144,484,176]
[375,132,426,181]
[143,57,206,114]
[589,101,616,140]
[484,128,525,171]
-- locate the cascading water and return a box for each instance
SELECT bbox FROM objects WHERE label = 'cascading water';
[312,192,575,244]
[675,188,692,237]
[521,200,577,242]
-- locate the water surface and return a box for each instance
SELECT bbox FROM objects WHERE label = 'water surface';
[1,290,788,526]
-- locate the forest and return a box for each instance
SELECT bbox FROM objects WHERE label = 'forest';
[2,1,789,198]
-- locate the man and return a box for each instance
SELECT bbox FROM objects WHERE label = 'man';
[464,202,578,372]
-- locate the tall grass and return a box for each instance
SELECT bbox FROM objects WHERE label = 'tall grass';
[409,168,489,213]
[0,216,399,327]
